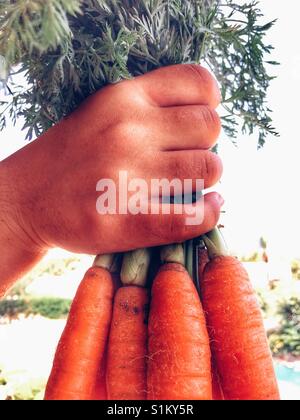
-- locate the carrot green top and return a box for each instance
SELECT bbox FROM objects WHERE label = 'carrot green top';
[202,228,230,259]
[160,244,185,266]
[121,248,152,287]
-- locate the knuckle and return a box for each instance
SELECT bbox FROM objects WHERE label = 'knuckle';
[201,107,222,149]
[109,79,132,97]
[200,153,210,181]
[108,121,143,146]
[119,79,148,105]
[185,64,220,106]
[206,153,223,184]
[202,107,221,143]
[104,79,147,110]
[108,122,129,143]
[106,109,151,147]
[194,152,223,185]
[185,64,208,79]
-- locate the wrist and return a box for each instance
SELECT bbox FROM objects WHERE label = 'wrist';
[0,159,47,295]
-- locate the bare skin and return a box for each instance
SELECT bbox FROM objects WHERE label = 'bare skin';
[0,64,223,295]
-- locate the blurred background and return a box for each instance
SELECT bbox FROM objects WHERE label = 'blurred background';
[0,0,300,400]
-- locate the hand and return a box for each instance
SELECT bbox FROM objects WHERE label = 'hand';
[0,64,223,288]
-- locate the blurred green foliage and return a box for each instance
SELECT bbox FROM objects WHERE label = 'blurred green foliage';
[29,298,71,319]
[241,252,261,263]
[8,257,81,297]
[269,297,300,357]
[0,367,45,400]
[0,299,27,319]
[291,259,300,281]
[0,256,80,321]
[257,290,269,314]
[0,297,71,320]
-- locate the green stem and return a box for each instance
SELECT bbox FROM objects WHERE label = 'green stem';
[110,253,122,274]
[160,244,185,266]
[193,237,207,292]
[186,240,194,279]
[202,228,229,259]
[93,254,116,272]
[121,248,151,287]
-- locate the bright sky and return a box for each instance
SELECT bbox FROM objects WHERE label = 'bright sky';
[0,0,299,258]
[218,0,300,257]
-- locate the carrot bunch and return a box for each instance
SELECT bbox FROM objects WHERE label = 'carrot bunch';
[45,230,280,401]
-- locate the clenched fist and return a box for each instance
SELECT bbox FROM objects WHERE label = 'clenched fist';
[0,64,223,292]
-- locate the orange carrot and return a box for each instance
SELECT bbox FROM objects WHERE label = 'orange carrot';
[148,259,212,400]
[198,245,224,401]
[92,350,108,400]
[201,229,280,401]
[106,286,149,400]
[92,272,121,400]
[45,266,114,400]
[212,364,224,400]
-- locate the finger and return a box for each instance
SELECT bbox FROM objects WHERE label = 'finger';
[135,64,221,108]
[134,192,224,247]
[151,150,223,190]
[152,105,221,151]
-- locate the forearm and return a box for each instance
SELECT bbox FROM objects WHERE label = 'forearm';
[0,159,46,296]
